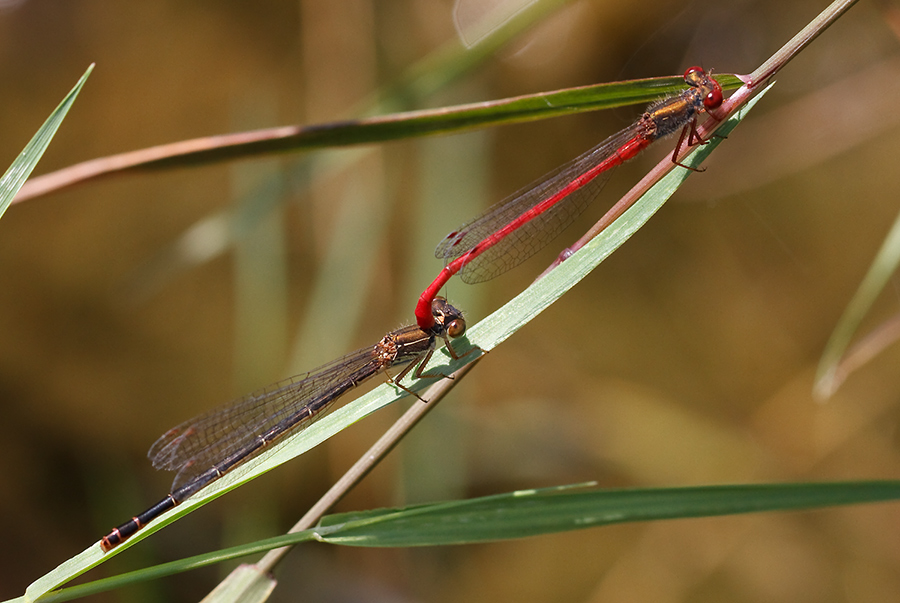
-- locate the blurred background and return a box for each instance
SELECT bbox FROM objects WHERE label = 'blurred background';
[3,0,900,601]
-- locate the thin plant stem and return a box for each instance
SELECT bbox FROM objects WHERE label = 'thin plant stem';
[254,358,482,574]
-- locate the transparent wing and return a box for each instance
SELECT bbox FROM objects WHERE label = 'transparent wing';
[434,125,640,284]
[148,343,380,491]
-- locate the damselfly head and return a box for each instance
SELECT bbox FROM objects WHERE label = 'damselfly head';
[431,296,467,339]
[682,66,723,111]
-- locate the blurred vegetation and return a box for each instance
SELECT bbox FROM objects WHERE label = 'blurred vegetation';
[2,1,900,602]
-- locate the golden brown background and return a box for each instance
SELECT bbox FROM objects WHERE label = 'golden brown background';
[2,0,900,601]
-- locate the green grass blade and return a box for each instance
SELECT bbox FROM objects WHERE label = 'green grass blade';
[132,73,742,158]
[16,73,743,196]
[317,480,900,546]
[33,480,900,602]
[0,64,92,220]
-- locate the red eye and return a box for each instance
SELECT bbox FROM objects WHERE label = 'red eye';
[683,66,704,85]
[704,86,723,110]
[684,66,704,78]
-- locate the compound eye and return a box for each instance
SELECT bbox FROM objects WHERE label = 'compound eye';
[683,66,704,85]
[446,318,466,339]
[704,86,724,110]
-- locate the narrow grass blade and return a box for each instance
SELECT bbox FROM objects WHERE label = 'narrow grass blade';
[0,64,93,220]
[14,73,742,202]
[815,208,900,398]
[316,480,900,546]
[32,480,900,602]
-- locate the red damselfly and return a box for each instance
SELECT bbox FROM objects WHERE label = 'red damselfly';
[415,67,723,330]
